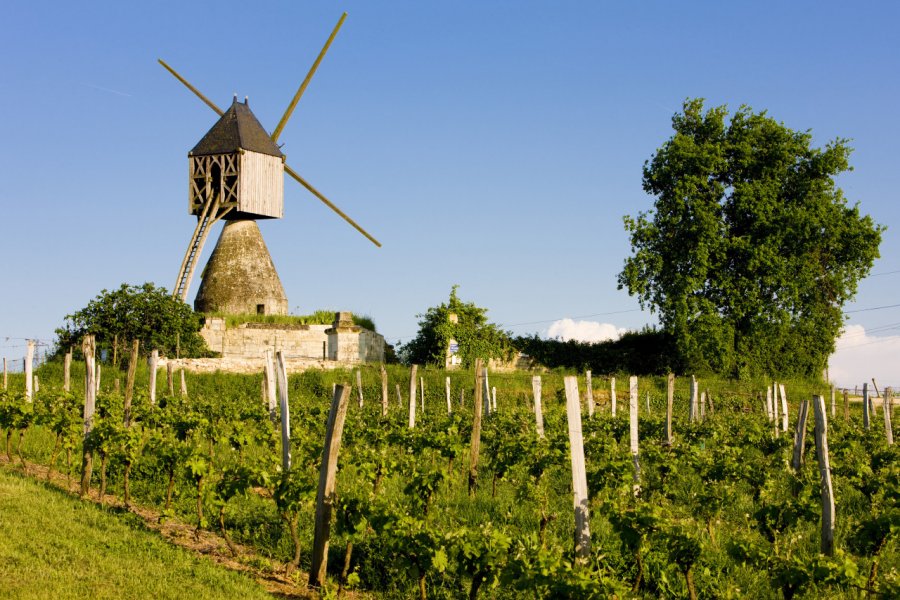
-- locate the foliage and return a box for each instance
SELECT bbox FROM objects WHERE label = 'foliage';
[618,99,884,378]
[400,285,513,368]
[212,309,377,332]
[55,282,211,359]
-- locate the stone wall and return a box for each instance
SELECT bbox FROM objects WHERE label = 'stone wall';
[199,313,385,364]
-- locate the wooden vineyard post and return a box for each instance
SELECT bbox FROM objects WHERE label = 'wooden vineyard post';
[468,359,484,497]
[700,391,706,421]
[863,382,870,430]
[356,370,364,408]
[275,351,291,472]
[381,365,389,417]
[610,377,617,417]
[812,394,835,556]
[765,386,774,421]
[491,387,497,413]
[124,340,139,426]
[34,376,39,394]
[445,376,452,415]
[148,350,158,405]
[791,399,810,472]
[665,373,674,446]
[779,384,789,434]
[773,383,781,436]
[395,384,402,407]
[689,376,698,422]
[843,389,850,422]
[63,350,72,393]
[167,362,174,396]
[532,376,545,438]
[25,339,34,402]
[884,387,894,445]
[80,335,97,497]
[830,386,836,419]
[180,370,188,398]
[629,376,640,495]
[585,370,594,418]
[408,365,418,428]
[563,376,591,565]
[96,362,101,395]
[646,392,651,416]
[483,366,492,414]
[264,349,277,423]
[309,384,351,589]
[420,376,425,413]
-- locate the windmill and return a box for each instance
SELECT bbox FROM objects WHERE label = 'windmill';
[161,13,380,315]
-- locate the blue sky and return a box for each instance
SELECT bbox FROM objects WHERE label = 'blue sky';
[1,1,898,387]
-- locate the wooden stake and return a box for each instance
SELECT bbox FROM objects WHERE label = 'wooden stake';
[884,387,894,446]
[124,339,139,426]
[830,386,835,419]
[356,369,364,408]
[532,376,544,439]
[863,382,870,430]
[564,376,591,564]
[610,376,617,417]
[483,367,492,415]
[445,376,452,415]
[25,339,34,402]
[773,383,780,436]
[585,370,594,418]
[700,391,706,421]
[63,351,72,393]
[779,383,789,434]
[395,383,402,407]
[80,335,97,497]
[665,373,674,446]
[380,365,388,417]
[468,359,484,497]
[275,351,291,472]
[408,365,418,428]
[791,399,810,472]
[309,384,351,589]
[765,386,774,421]
[629,376,640,494]
[264,349,277,423]
[689,376,698,422]
[148,350,158,405]
[180,369,187,398]
[95,362,101,396]
[420,376,425,413]
[491,386,496,413]
[843,389,850,422]
[812,394,835,556]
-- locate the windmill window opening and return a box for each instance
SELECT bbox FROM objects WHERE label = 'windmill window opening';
[257,304,266,315]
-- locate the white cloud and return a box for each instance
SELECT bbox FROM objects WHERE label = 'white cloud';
[829,324,900,389]
[546,319,627,343]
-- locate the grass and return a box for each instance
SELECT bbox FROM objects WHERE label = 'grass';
[0,468,275,600]
[205,310,377,332]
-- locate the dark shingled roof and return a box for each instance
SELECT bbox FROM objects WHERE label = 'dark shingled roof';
[189,99,283,158]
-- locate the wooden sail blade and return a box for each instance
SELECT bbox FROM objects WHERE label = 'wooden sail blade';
[158,59,224,116]
[271,12,347,143]
[284,163,381,247]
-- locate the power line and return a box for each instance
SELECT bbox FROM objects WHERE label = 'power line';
[845,302,900,314]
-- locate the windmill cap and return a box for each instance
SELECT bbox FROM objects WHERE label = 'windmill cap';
[189,98,283,158]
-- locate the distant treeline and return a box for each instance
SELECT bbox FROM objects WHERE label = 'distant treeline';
[512,328,680,375]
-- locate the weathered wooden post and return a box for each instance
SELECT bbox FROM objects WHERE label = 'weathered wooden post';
[830,386,836,419]
[380,365,388,417]
[180,369,188,398]
[148,350,158,405]
[356,370,364,408]
[689,376,698,422]
[395,383,402,407]
[791,399,810,472]
[765,386,774,421]
[408,365,418,428]
[585,370,594,418]
[264,349,277,423]
[80,335,97,497]
[275,351,291,472]
[420,376,425,413]
[610,376,617,417]
[812,394,835,556]
[532,375,544,439]
[863,382,870,430]
[309,384,351,589]
[25,339,34,402]
[563,376,591,565]
[700,391,706,420]
[483,366,492,415]
[34,376,40,395]
[63,350,72,393]
[445,376,452,415]
[843,388,850,422]
[468,359,484,497]
[884,387,894,446]
[124,340,139,426]
[491,387,497,413]
[630,376,640,495]
[95,362,101,395]
[779,384,789,434]
[665,373,674,446]
[773,383,781,436]
[167,362,175,396]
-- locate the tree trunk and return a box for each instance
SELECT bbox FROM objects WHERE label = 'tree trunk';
[339,540,354,591]
[685,567,697,600]
[99,452,108,501]
[469,572,484,600]
[124,462,132,508]
[219,505,238,556]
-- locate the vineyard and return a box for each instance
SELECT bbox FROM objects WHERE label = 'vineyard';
[1,355,897,599]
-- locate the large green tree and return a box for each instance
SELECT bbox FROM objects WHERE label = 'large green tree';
[56,283,210,361]
[401,286,512,368]
[618,99,883,378]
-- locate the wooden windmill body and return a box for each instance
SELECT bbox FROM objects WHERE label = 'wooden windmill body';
[165,13,379,314]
